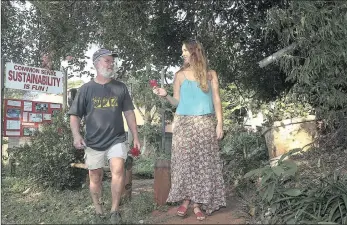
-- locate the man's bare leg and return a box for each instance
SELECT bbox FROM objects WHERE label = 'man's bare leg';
[89,168,104,215]
[109,157,125,212]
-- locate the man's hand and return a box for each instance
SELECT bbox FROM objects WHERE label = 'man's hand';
[73,134,86,149]
[133,138,141,150]
[124,110,141,152]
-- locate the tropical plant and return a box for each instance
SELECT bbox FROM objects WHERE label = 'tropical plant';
[244,149,300,203]
[9,112,87,190]
[245,148,347,224]
[259,91,314,126]
[221,126,268,186]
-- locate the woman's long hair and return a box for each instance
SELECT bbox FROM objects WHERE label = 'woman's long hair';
[180,39,209,92]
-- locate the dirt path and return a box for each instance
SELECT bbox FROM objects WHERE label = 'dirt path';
[150,195,246,224]
[132,179,247,224]
[132,178,155,194]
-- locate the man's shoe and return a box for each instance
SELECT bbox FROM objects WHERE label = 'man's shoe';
[94,213,106,223]
[110,211,122,224]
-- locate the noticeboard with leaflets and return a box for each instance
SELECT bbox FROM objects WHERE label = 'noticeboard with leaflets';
[3,99,62,137]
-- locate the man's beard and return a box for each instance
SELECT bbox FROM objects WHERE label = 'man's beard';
[98,68,114,78]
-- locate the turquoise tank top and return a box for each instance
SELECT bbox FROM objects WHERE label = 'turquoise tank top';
[176,78,215,116]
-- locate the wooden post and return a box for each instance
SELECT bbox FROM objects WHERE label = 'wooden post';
[127,83,133,146]
[160,68,165,152]
[9,158,16,175]
[62,67,68,111]
[153,159,171,205]
[1,59,5,165]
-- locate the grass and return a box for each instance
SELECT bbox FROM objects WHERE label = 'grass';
[1,176,156,224]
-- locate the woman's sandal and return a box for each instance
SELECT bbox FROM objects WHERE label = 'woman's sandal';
[177,205,188,217]
[193,206,206,221]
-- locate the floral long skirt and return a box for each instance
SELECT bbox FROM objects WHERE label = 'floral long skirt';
[166,114,226,215]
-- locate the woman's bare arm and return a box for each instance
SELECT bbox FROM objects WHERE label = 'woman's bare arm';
[210,70,223,127]
[164,72,182,107]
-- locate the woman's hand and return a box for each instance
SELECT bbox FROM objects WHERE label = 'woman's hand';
[153,86,167,97]
[216,123,224,140]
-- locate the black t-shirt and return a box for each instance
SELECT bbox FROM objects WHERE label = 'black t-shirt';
[68,79,135,151]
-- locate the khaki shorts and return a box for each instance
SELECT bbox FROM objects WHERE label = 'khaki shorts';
[84,142,128,170]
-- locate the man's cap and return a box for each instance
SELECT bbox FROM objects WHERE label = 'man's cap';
[92,48,117,63]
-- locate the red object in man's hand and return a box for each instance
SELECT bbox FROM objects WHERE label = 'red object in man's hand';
[149,79,158,88]
[130,147,141,157]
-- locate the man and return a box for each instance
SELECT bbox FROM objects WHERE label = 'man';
[68,48,140,224]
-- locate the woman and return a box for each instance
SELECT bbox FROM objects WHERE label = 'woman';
[153,39,226,220]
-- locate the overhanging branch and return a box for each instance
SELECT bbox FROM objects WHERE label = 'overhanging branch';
[258,43,297,68]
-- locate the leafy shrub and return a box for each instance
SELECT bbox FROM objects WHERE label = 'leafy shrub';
[255,175,347,224]
[267,1,347,127]
[133,151,171,179]
[138,123,162,152]
[281,177,347,224]
[220,126,268,186]
[244,149,300,203]
[9,112,87,190]
[133,156,155,178]
[260,92,314,127]
[245,149,347,224]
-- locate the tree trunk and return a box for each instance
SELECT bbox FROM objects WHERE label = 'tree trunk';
[142,135,147,155]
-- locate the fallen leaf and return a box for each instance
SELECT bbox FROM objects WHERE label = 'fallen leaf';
[22,188,31,195]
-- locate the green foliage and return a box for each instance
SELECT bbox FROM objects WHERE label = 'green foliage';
[2,1,289,103]
[244,149,301,203]
[121,67,175,156]
[127,74,160,122]
[29,1,99,69]
[281,177,347,224]
[9,112,87,190]
[221,126,268,186]
[138,123,162,151]
[133,156,155,179]
[133,151,171,179]
[260,92,314,126]
[1,1,39,65]
[220,83,313,129]
[123,67,175,124]
[266,1,347,123]
[220,84,250,128]
[255,175,347,224]
[245,149,347,224]
[2,138,8,145]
